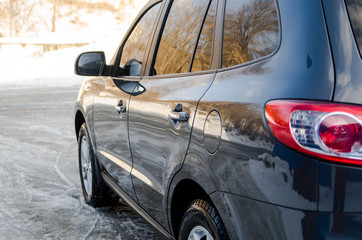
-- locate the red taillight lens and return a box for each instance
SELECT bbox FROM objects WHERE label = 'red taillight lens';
[265,100,362,166]
[318,113,362,153]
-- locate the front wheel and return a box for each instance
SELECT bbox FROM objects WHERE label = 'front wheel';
[78,123,117,207]
[178,199,229,240]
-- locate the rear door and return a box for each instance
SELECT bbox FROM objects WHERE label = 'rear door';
[92,1,162,201]
[128,0,219,229]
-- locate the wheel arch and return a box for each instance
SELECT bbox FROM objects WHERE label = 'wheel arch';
[75,109,86,140]
[168,155,223,238]
[170,178,213,238]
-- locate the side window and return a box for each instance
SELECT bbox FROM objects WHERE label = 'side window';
[345,0,362,57]
[191,0,217,72]
[118,3,161,76]
[153,0,211,75]
[222,0,279,68]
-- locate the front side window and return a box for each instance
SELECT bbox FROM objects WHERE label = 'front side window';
[222,0,280,68]
[118,3,161,76]
[153,0,211,75]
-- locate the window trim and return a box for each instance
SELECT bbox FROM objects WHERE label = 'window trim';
[142,68,218,80]
[219,0,282,71]
[145,0,219,77]
[143,0,173,77]
[111,0,164,77]
[344,0,362,58]
[189,0,213,72]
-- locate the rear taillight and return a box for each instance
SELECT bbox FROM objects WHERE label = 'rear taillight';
[265,100,362,166]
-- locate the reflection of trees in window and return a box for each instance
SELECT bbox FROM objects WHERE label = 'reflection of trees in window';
[345,0,362,56]
[154,0,210,75]
[119,3,161,76]
[192,0,216,72]
[222,0,279,68]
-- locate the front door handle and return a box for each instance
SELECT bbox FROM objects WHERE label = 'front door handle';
[116,105,127,113]
[169,111,189,122]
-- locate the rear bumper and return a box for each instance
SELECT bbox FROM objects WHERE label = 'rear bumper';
[211,191,362,240]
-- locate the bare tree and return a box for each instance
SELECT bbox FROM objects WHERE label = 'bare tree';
[0,0,36,37]
[51,0,57,32]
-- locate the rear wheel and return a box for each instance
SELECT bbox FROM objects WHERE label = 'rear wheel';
[78,123,117,207]
[178,199,229,240]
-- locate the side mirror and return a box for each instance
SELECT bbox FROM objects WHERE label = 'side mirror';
[75,52,106,76]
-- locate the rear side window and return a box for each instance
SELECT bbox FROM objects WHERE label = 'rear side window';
[191,0,217,72]
[222,0,279,68]
[345,0,362,57]
[153,0,211,75]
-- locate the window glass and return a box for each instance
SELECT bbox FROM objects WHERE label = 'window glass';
[191,0,216,72]
[345,0,362,57]
[153,0,210,75]
[222,0,279,68]
[118,3,161,76]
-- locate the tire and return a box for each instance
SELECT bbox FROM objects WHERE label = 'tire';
[178,199,229,240]
[78,123,117,207]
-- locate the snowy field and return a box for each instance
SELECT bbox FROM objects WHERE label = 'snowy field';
[0,35,124,89]
[0,0,148,88]
[0,86,160,239]
[0,1,161,239]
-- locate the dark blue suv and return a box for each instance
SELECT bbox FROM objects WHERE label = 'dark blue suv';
[74,0,362,239]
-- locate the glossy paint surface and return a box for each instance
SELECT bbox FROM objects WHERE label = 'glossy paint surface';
[319,162,362,213]
[188,100,318,210]
[128,73,215,229]
[92,76,137,201]
[203,110,222,154]
[212,191,362,240]
[181,0,333,210]
[75,78,98,141]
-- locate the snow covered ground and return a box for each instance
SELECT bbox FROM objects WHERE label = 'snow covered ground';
[0,86,160,239]
[0,0,148,88]
[0,31,126,88]
[0,1,159,239]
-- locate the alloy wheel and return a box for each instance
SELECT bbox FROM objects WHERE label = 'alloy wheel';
[188,226,214,240]
[80,135,92,197]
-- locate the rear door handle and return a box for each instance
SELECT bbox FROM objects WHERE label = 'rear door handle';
[169,111,189,122]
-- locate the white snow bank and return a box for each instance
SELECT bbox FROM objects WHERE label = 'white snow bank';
[0,0,148,89]
[0,27,130,89]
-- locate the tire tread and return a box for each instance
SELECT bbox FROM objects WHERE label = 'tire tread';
[78,123,118,208]
[179,199,229,240]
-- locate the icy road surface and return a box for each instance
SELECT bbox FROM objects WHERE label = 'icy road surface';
[0,86,161,240]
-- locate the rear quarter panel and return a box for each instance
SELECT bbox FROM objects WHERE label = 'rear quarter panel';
[185,0,334,209]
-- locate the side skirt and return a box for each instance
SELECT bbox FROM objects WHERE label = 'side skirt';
[101,172,173,240]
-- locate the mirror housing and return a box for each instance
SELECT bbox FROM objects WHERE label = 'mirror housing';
[75,52,106,76]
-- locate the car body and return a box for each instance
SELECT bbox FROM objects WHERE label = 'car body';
[74,0,362,239]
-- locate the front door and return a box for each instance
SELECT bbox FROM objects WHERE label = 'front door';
[93,77,137,200]
[92,1,163,201]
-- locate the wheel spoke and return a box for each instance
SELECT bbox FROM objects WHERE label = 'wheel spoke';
[80,136,92,196]
[86,167,92,194]
[188,226,214,240]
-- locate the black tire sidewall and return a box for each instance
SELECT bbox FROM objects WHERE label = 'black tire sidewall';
[78,123,95,204]
[179,200,225,240]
